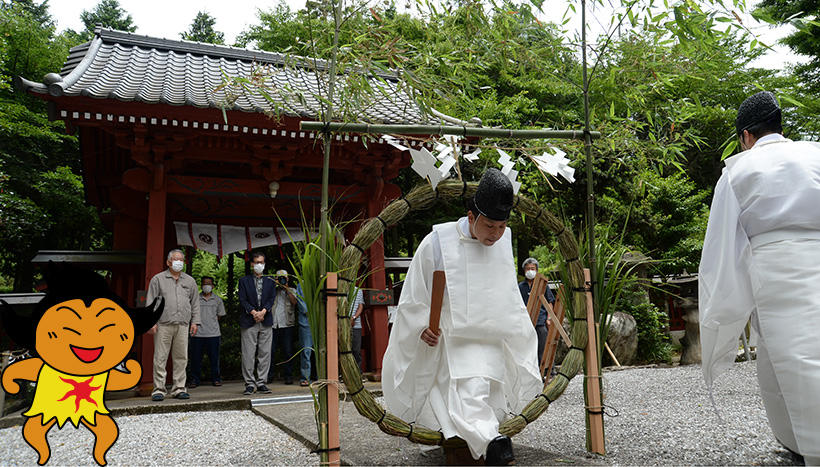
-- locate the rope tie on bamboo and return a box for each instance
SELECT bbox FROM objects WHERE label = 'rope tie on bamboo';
[556,371,573,383]
[320,122,331,136]
[569,345,585,352]
[337,314,351,319]
[572,286,591,293]
[338,276,354,283]
[564,257,579,263]
[518,412,532,424]
[322,287,347,298]
[374,215,389,230]
[603,403,620,417]
[339,350,353,355]
[311,446,340,454]
[534,210,543,223]
[555,226,566,237]
[573,317,588,322]
[350,242,366,255]
[399,196,413,212]
[377,411,387,425]
[537,393,554,404]
[406,423,415,439]
[349,385,365,397]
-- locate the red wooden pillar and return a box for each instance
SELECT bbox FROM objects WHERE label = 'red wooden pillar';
[139,162,167,393]
[366,180,388,376]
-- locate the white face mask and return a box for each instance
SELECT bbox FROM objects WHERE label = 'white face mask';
[525,269,537,280]
[171,260,184,272]
[202,285,213,294]
[253,263,265,274]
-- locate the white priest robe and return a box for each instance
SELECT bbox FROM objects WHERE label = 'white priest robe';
[699,133,820,461]
[382,217,542,459]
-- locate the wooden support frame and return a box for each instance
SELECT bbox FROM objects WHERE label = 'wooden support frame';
[325,273,341,466]
[541,285,566,380]
[525,273,549,326]
[583,268,605,455]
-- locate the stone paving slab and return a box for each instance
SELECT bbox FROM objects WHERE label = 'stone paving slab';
[0,379,381,428]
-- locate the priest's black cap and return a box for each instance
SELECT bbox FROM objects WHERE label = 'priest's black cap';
[736,91,781,134]
[469,167,514,221]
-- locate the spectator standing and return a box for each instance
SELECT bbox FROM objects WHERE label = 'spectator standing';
[238,251,274,395]
[350,287,365,370]
[146,248,201,401]
[295,282,312,386]
[518,257,556,368]
[268,269,297,385]
[189,276,225,387]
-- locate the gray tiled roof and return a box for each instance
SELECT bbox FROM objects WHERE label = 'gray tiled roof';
[17,28,430,125]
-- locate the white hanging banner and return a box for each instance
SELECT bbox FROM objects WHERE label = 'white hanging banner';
[174,222,316,257]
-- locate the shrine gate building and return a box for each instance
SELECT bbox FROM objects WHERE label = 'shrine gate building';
[17,28,437,386]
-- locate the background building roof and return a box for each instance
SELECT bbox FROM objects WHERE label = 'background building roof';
[16,28,429,125]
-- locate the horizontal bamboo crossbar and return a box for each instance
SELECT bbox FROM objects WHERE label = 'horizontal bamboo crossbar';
[300,121,602,140]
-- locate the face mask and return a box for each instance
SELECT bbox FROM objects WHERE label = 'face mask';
[253,263,265,274]
[202,285,213,294]
[525,269,537,280]
[171,260,184,272]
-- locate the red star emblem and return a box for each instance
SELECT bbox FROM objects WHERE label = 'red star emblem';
[57,377,101,412]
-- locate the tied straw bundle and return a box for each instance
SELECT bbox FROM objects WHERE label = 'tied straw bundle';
[334,179,590,447]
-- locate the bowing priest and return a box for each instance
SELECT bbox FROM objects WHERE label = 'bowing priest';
[699,91,820,464]
[382,168,542,465]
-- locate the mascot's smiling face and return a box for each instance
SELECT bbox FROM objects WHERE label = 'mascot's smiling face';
[35,298,135,376]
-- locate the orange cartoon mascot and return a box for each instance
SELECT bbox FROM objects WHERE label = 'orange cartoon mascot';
[1,263,163,465]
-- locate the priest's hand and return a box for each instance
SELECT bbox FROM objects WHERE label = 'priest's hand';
[420,327,440,347]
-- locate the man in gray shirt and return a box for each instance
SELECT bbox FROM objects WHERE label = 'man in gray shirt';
[189,276,225,388]
[146,248,201,401]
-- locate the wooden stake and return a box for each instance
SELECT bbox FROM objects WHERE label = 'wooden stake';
[525,273,549,326]
[326,273,341,466]
[540,295,571,347]
[541,285,566,380]
[583,268,605,455]
[429,271,446,333]
[604,343,620,367]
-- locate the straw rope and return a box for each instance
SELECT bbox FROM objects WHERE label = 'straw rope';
[335,180,588,447]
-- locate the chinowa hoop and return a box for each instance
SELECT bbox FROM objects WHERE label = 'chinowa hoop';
[334,179,590,446]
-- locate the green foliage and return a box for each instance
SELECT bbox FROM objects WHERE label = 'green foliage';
[181,11,225,44]
[0,3,106,291]
[615,284,672,363]
[79,0,136,38]
[598,171,709,274]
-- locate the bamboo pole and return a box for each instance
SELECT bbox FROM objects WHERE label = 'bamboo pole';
[326,273,341,466]
[316,0,343,463]
[299,122,602,140]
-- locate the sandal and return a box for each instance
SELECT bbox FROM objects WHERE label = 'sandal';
[300,380,310,387]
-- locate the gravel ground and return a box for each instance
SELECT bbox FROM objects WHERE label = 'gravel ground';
[517,361,800,465]
[0,410,317,466]
[0,362,802,466]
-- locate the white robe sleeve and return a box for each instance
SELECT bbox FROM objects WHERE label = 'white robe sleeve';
[382,233,443,421]
[699,172,759,390]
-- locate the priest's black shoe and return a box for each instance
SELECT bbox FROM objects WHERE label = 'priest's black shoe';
[485,435,515,465]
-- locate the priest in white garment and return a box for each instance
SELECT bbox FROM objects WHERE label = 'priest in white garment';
[382,168,542,465]
[699,91,820,465]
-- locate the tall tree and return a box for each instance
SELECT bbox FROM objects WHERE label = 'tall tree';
[181,11,225,44]
[80,0,136,36]
[0,0,53,30]
[0,2,108,291]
